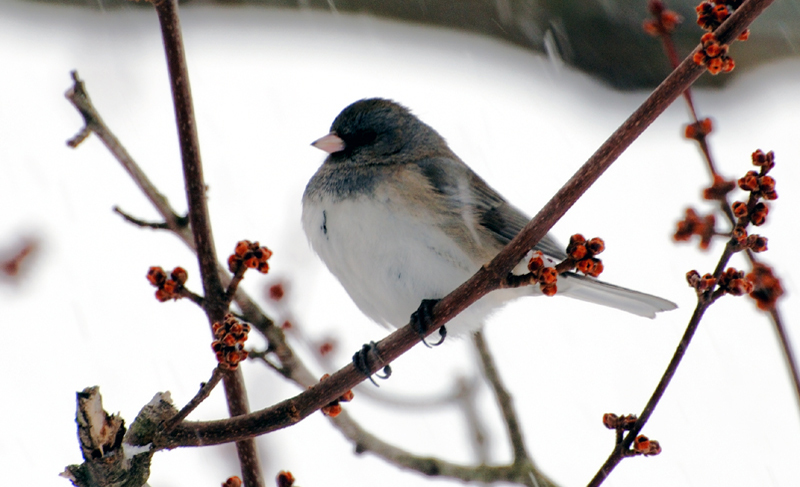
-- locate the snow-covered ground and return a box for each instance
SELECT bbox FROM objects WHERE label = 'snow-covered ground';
[2,1,799,486]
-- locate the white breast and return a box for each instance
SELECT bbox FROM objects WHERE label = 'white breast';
[301,192,521,332]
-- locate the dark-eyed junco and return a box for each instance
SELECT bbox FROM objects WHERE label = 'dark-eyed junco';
[302,98,675,338]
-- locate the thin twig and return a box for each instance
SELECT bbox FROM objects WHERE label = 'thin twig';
[587,235,737,486]
[113,206,171,230]
[163,367,224,433]
[177,286,205,307]
[453,376,491,465]
[473,331,531,468]
[113,206,189,230]
[224,266,248,307]
[770,309,800,416]
[65,72,189,237]
[65,68,317,393]
[330,409,557,486]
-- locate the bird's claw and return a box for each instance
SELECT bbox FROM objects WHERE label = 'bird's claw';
[352,341,392,387]
[411,299,446,347]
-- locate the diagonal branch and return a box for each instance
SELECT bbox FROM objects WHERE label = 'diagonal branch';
[66,71,188,238]
[587,238,738,487]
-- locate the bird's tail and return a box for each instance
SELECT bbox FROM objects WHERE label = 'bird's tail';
[559,273,677,319]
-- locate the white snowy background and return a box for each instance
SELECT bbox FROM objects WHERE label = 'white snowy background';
[2,1,799,486]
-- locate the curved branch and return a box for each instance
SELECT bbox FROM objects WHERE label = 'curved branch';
[329,410,557,486]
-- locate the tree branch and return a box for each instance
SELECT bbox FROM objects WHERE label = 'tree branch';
[150,0,263,484]
[329,410,557,486]
[163,367,224,433]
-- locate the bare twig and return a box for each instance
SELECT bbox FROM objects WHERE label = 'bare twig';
[163,367,224,433]
[224,266,248,307]
[66,72,189,238]
[113,206,188,230]
[587,3,781,484]
[770,309,800,416]
[330,409,557,486]
[177,286,205,307]
[473,331,531,468]
[453,376,491,465]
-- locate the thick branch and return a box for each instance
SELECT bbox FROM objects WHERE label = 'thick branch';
[150,0,263,485]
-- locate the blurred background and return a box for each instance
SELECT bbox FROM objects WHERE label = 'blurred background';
[27,0,800,88]
[2,1,799,486]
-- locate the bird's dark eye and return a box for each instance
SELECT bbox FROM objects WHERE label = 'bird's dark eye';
[345,129,377,149]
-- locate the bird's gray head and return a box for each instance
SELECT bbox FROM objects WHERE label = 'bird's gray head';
[318,98,447,164]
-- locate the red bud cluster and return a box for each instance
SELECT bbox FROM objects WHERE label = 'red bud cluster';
[567,234,605,278]
[526,251,558,297]
[674,209,716,250]
[747,263,784,311]
[684,117,713,142]
[643,1,682,36]
[695,1,748,39]
[211,313,250,370]
[686,270,717,295]
[717,267,753,296]
[222,477,242,487]
[633,435,662,456]
[693,33,735,75]
[276,471,295,487]
[687,267,753,298]
[702,174,737,201]
[730,227,768,253]
[602,413,638,430]
[732,149,777,229]
[228,240,272,274]
[146,266,188,302]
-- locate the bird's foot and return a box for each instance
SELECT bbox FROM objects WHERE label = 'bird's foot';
[411,299,446,347]
[352,341,392,387]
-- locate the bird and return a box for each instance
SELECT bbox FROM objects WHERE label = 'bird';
[302,98,676,345]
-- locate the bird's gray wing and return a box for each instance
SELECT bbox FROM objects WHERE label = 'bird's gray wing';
[468,171,567,260]
[415,157,567,261]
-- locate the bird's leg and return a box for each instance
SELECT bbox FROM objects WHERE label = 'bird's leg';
[352,341,392,387]
[411,298,446,347]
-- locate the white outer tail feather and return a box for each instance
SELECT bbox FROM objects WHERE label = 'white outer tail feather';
[560,274,677,319]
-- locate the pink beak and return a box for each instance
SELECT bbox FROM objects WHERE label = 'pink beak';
[311,132,345,154]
